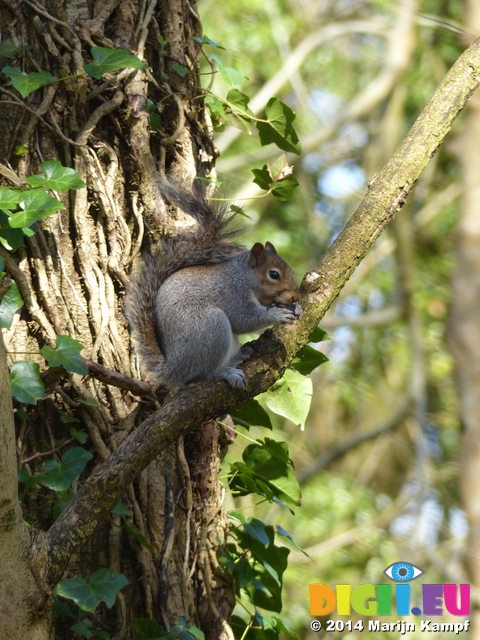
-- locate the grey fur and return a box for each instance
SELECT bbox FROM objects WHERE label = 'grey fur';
[125,180,302,389]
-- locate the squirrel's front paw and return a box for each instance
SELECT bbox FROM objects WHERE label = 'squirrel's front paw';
[269,301,302,324]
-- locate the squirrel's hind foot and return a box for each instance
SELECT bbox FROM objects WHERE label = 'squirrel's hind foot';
[214,366,247,390]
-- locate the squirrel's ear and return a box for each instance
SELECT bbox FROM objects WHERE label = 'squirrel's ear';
[265,241,277,255]
[248,242,266,267]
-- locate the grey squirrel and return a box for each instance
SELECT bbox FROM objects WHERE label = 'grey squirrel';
[125,179,302,390]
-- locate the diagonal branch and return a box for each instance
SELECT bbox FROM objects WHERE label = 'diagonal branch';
[42,33,480,599]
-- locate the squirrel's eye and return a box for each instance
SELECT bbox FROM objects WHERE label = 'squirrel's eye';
[269,270,280,280]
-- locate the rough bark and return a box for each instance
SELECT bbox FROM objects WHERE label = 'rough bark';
[0,1,233,638]
[1,2,480,639]
[0,330,50,640]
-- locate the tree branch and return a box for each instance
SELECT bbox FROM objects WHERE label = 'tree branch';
[42,33,480,597]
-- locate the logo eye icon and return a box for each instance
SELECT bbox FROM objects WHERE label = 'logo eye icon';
[384,562,424,582]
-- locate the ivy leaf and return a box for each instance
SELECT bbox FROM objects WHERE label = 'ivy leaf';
[26,160,86,191]
[70,619,92,638]
[208,53,247,86]
[194,34,225,49]
[84,47,145,79]
[171,63,188,77]
[229,204,250,218]
[112,502,130,516]
[205,95,226,129]
[309,326,330,343]
[0,40,21,58]
[10,361,44,404]
[0,281,23,328]
[226,88,253,122]
[70,428,88,444]
[59,410,80,424]
[257,369,312,430]
[230,438,301,509]
[123,520,155,554]
[231,512,270,547]
[131,618,167,638]
[2,66,54,98]
[0,209,31,251]
[255,612,302,639]
[252,165,273,191]
[276,525,309,557]
[8,189,65,228]
[36,446,93,491]
[0,186,21,210]
[231,398,272,430]
[244,526,290,612]
[57,569,128,613]
[51,595,74,619]
[271,176,299,201]
[256,98,302,154]
[40,335,88,375]
[290,344,328,375]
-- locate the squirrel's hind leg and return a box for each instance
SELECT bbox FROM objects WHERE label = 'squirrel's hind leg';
[163,308,247,388]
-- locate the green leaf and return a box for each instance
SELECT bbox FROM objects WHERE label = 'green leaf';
[226,88,253,119]
[257,369,312,430]
[70,619,93,638]
[195,34,225,49]
[10,361,44,404]
[252,165,273,191]
[234,511,268,547]
[208,53,247,86]
[0,256,4,272]
[308,326,330,343]
[40,335,88,375]
[57,569,128,613]
[243,526,290,612]
[0,40,21,58]
[51,595,75,619]
[0,211,25,251]
[2,66,54,98]
[36,446,93,491]
[0,186,21,210]
[131,617,166,638]
[26,160,86,191]
[0,281,23,328]
[59,410,80,424]
[290,344,328,375]
[112,501,130,516]
[256,612,302,640]
[171,63,188,77]
[271,177,299,201]
[123,520,155,554]
[157,35,168,53]
[256,98,302,154]
[84,47,145,79]
[276,525,309,557]
[231,398,272,430]
[13,145,29,156]
[8,188,64,228]
[230,439,301,509]
[150,112,161,131]
[186,625,205,640]
[70,428,88,443]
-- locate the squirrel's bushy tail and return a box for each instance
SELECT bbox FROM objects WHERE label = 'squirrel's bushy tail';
[125,179,244,382]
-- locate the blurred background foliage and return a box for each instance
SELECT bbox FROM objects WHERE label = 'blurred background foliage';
[199,0,475,637]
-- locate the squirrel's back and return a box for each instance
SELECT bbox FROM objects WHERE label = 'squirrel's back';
[125,180,244,382]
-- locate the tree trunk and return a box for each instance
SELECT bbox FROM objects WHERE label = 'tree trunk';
[0,1,233,637]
